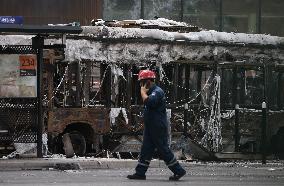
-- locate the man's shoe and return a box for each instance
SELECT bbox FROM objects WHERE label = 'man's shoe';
[169,171,186,181]
[127,174,146,180]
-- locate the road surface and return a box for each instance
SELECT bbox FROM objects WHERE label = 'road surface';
[0,162,283,186]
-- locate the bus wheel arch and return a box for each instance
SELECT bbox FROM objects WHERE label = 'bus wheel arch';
[62,123,95,156]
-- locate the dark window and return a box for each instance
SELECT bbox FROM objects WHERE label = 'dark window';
[271,71,284,110]
[220,68,234,108]
[144,0,180,20]
[223,0,259,33]
[103,0,140,20]
[279,72,284,109]
[262,0,284,36]
[234,68,264,107]
[183,0,220,31]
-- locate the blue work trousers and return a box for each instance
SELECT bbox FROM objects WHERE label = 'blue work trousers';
[135,125,185,176]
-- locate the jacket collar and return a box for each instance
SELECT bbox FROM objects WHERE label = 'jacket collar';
[147,85,156,95]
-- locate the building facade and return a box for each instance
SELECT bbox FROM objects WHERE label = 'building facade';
[103,0,284,37]
[0,0,102,26]
[0,0,283,36]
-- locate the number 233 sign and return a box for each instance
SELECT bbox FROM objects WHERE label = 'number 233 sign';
[19,55,37,76]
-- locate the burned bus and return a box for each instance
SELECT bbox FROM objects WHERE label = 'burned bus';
[1,19,284,159]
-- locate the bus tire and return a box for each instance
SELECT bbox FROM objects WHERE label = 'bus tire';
[68,131,86,156]
[62,133,75,158]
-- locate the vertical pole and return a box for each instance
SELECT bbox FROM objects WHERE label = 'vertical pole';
[261,101,267,164]
[261,65,268,164]
[67,63,73,106]
[184,103,189,135]
[126,64,132,108]
[84,62,91,106]
[184,65,190,136]
[180,0,184,22]
[220,68,225,107]
[234,104,240,152]
[232,67,237,106]
[219,0,223,32]
[185,64,190,101]
[177,65,183,99]
[140,0,144,19]
[169,65,175,105]
[173,65,179,102]
[197,69,202,103]
[105,66,111,107]
[277,73,283,109]
[36,36,43,158]
[75,61,81,107]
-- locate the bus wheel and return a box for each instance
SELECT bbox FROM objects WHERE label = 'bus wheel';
[62,133,75,158]
[68,131,86,156]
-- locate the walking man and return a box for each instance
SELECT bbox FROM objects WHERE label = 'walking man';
[127,69,186,181]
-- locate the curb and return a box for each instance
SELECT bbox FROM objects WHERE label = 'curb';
[0,158,190,171]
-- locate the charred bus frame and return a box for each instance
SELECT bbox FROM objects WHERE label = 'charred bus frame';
[45,49,284,159]
[1,25,283,160]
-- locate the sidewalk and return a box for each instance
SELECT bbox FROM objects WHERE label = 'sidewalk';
[1,156,283,171]
[0,157,190,171]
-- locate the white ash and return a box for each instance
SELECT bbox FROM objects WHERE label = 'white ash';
[80,25,284,44]
[111,64,126,96]
[109,107,129,125]
[61,40,284,64]
[136,18,189,27]
[200,75,222,152]
[0,26,283,64]
[221,110,235,119]
[6,133,49,158]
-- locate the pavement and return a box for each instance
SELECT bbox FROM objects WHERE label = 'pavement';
[0,155,283,171]
[0,156,190,171]
[1,165,284,186]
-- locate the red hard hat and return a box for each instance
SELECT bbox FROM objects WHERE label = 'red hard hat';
[138,70,156,81]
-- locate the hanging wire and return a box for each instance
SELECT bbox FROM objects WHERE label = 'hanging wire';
[163,70,223,152]
[43,63,69,104]
[87,64,111,106]
[160,67,214,108]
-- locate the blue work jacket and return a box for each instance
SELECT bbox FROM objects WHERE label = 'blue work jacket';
[143,85,168,134]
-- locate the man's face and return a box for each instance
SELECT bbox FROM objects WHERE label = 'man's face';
[139,79,146,87]
[139,79,149,88]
